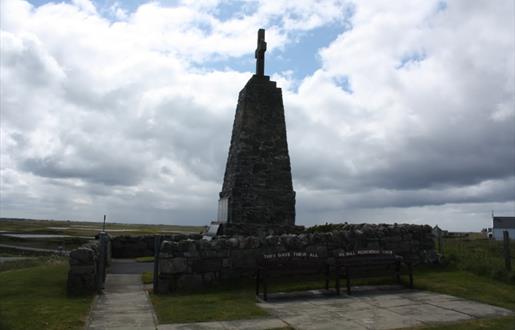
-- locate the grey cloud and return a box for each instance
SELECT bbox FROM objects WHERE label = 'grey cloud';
[21,156,144,186]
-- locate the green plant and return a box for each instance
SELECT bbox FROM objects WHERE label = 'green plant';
[0,261,93,330]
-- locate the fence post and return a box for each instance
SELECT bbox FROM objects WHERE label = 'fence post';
[97,232,107,293]
[504,231,511,271]
[153,235,160,292]
[438,230,444,256]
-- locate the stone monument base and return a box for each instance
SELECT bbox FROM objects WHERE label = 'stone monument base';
[220,222,305,237]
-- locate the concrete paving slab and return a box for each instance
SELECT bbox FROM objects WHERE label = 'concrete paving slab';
[401,292,461,303]
[221,318,287,329]
[342,307,422,330]
[256,288,512,330]
[86,274,157,330]
[158,322,225,330]
[387,303,472,323]
[359,295,415,308]
[284,318,366,330]
[157,318,286,330]
[430,299,513,318]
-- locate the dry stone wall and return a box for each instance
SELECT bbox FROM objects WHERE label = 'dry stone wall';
[111,234,203,258]
[158,223,435,292]
[66,237,111,295]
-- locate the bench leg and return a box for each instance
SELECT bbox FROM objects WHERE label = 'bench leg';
[335,267,340,295]
[263,271,268,301]
[325,265,329,290]
[346,270,351,295]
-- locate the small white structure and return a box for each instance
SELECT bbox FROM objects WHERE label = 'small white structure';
[492,216,515,240]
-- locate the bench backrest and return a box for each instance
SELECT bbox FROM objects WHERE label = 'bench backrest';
[335,251,402,267]
[258,251,327,271]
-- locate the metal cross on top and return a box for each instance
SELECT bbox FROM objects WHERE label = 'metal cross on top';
[255,29,267,76]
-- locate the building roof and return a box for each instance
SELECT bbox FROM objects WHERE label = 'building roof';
[493,216,515,229]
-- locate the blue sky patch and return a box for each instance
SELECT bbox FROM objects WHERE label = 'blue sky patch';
[396,51,427,69]
[333,75,352,93]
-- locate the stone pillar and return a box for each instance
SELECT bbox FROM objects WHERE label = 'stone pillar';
[219,75,296,229]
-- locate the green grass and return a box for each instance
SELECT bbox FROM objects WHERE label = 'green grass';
[0,260,94,330]
[142,271,153,284]
[0,235,91,251]
[151,280,269,324]
[442,237,515,283]
[0,218,204,237]
[402,267,515,330]
[413,268,515,310]
[136,256,154,263]
[0,257,41,272]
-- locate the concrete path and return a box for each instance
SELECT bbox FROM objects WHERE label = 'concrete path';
[110,258,154,274]
[257,286,513,330]
[158,318,287,330]
[86,274,157,330]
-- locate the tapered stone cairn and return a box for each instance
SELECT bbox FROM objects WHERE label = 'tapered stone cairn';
[215,29,299,236]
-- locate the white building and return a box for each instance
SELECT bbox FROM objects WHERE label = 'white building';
[492,216,515,240]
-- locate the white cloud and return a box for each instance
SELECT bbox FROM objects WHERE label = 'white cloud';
[0,0,513,231]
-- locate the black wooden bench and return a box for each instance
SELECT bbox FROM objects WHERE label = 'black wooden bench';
[255,251,332,301]
[335,251,413,295]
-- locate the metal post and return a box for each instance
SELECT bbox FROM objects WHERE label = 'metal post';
[503,231,511,271]
[97,232,106,293]
[153,235,160,292]
[102,215,106,232]
[437,230,442,255]
[439,232,444,257]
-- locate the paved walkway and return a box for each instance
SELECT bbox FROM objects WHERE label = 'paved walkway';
[158,318,287,330]
[257,286,513,330]
[158,286,512,330]
[86,261,512,330]
[86,260,157,330]
[110,258,154,274]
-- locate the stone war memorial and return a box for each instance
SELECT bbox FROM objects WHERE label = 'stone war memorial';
[152,30,436,293]
[214,28,300,237]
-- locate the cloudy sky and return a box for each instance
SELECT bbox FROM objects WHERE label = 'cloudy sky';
[1,0,514,231]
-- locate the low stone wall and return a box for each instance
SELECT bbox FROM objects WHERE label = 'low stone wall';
[67,237,111,295]
[111,234,203,258]
[158,223,435,292]
[221,223,305,236]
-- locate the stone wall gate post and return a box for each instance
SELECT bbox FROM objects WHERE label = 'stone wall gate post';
[153,235,160,292]
[97,232,107,293]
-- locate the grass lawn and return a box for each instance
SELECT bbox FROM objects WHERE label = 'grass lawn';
[151,280,269,324]
[413,268,515,310]
[442,236,514,284]
[0,218,204,237]
[0,259,94,330]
